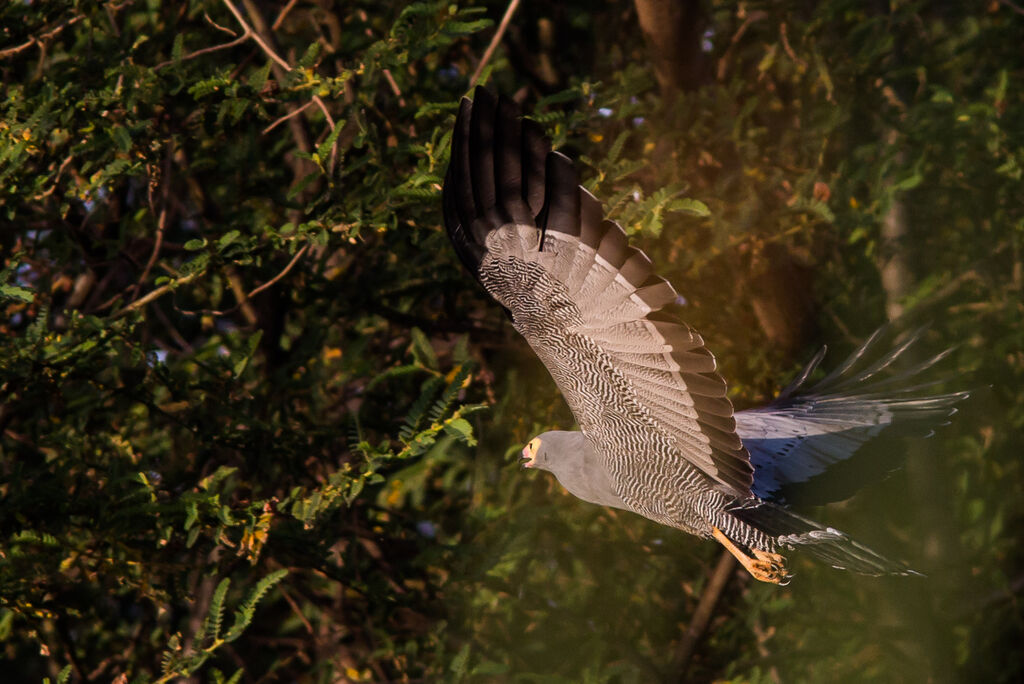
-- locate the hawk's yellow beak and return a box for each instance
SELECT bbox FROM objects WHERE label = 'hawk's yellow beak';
[521,438,540,468]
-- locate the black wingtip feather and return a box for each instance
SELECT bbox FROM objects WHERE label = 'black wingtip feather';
[579,188,604,243]
[597,225,629,268]
[468,88,499,229]
[619,248,654,287]
[521,118,548,216]
[539,152,581,237]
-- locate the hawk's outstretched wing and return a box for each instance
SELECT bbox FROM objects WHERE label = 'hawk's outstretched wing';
[443,87,753,496]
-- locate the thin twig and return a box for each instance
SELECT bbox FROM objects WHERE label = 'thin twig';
[227,0,339,168]
[223,0,339,184]
[311,95,340,172]
[716,10,767,81]
[779,22,807,71]
[0,14,87,59]
[172,243,310,318]
[33,155,74,200]
[203,10,238,36]
[221,0,291,71]
[151,300,193,352]
[131,147,174,302]
[382,68,405,104]
[470,0,522,85]
[271,0,301,30]
[154,34,248,70]
[312,95,335,128]
[279,586,315,636]
[113,271,200,318]
[263,100,315,134]
[245,243,309,299]
[995,0,1024,16]
[0,1,132,60]
[132,207,168,302]
[224,266,259,325]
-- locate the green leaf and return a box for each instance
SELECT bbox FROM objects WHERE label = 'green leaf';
[111,126,132,153]
[296,42,322,69]
[0,283,33,303]
[249,60,272,91]
[893,172,923,191]
[450,644,471,678]
[199,578,231,643]
[444,418,476,446]
[200,466,237,491]
[171,33,184,63]
[223,569,288,642]
[671,198,710,217]
[218,230,240,250]
[232,330,262,378]
[410,327,439,371]
[316,119,346,163]
[287,171,321,200]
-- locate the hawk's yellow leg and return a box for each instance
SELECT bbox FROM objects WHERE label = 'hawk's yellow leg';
[712,527,791,584]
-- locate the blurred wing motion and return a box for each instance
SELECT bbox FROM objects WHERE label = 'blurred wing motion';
[443,86,753,496]
[738,326,968,500]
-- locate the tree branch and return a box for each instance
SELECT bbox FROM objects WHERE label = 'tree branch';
[673,551,735,678]
[112,271,201,318]
[221,0,291,71]
[0,14,87,60]
[154,33,249,70]
[470,0,521,86]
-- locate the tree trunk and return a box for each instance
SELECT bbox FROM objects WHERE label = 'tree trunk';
[879,149,956,684]
[633,0,708,96]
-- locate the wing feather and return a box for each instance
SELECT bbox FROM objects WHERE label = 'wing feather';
[738,328,968,500]
[443,87,753,496]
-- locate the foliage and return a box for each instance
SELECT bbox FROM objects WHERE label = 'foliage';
[1,0,1021,682]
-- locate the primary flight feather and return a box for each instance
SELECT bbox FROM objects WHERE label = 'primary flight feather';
[442,88,965,583]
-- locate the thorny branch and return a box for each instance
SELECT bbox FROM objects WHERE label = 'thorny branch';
[263,100,316,134]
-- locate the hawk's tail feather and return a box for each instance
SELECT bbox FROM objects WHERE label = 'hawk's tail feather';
[727,501,922,577]
[778,324,959,402]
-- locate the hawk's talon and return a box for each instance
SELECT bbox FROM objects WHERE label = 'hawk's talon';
[712,527,792,585]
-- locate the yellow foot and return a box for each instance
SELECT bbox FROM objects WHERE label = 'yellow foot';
[712,527,791,585]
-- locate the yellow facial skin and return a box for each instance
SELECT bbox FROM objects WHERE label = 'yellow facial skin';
[521,437,541,468]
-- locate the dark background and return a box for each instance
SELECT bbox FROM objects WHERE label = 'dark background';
[1,1,1021,681]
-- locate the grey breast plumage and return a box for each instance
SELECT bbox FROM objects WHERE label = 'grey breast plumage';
[443,87,753,531]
